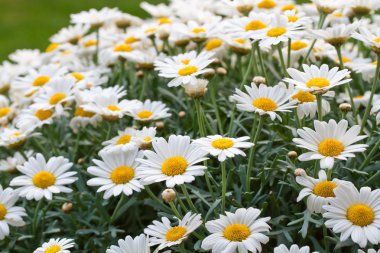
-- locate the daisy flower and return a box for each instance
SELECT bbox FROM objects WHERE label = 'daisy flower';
[352,27,380,54]
[0,151,32,172]
[323,185,380,248]
[230,83,297,121]
[350,0,380,16]
[293,119,368,169]
[0,128,33,150]
[154,51,215,87]
[371,99,380,124]
[50,24,90,44]
[350,60,378,82]
[0,97,15,126]
[144,212,202,252]
[137,135,209,187]
[358,250,380,253]
[10,153,77,201]
[127,100,171,123]
[313,0,344,14]
[291,89,332,119]
[0,186,27,240]
[134,127,157,150]
[70,7,120,27]
[106,234,150,253]
[9,49,42,68]
[194,135,253,162]
[284,64,351,92]
[296,170,352,213]
[15,107,56,132]
[140,2,172,18]
[33,238,75,253]
[69,106,102,134]
[101,127,138,153]
[202,207,271,253]
[310,22,361,47]
[274,244,316,253]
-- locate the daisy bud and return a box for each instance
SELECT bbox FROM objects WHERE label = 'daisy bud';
[339,103,352,112]
[236,4,253,15]
[174,39,190,48]
[155,121,165,129]
[183,79,208,98]
[136,70,144,79]
[352,6,371,16]
[216,67,227,76]
[161,189,176,203]
[77,158,85,165]
[115,20,131,29]
[158,29,170,41]
[252,76,266,85]
[62,202,73,213]
[203,69,216,79]
[178,111,186,118]
[287,151,298,159]
[294,168,306,177]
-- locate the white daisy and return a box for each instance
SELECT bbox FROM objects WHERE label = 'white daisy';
[358,250,380,253]
[134,127,157,150]
[33,238,75,253]
[371,98,380,124]
[50,24,90,44]
[230,83,297,121]
[128,100,171,123]
[291,89,332,119]
[352,27,380,54]
[313,0,345,14]
[323,185,380,248]
[69,106,102,134]
[293,119,368,169]
[137,135,209,187]
[274,244,317,253]
[0,128,33,150]
[9,49,42,68]
[202,207,271,253]
[15,107,56,132]
[310,22,361,47]
[350,60,378,82]
[350,0,380,15]
[106,234,150,253]
[10,154,77,201]
[194,135,254,162]
[0,151,32,172]
[101,127,138,153]
[144,212,202,253]
[70,7,120,27]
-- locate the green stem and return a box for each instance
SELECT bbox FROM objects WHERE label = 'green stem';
[32,199,43,234]
[326,168,333,180]
[221,162,227,213]
[139,71,148,100]
[95,27,100,64]
[110,194,125,223]
[287,38,292,68]
[179,243,186,253]
[145,186,171,213]
[317,94,323,121]
[277,44,288,77]
[119,59,126,89]
[256,44,269,84]
[180,185,198,213]
[359,140,380,170]
[169,202,182,218]
[209,78,223,134]
[194,99,206,136]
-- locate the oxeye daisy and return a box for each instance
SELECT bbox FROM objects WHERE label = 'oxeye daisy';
[101,127,137,153]
[10,153,77,201]
[33,238,75,253]
[69,106,102,134]
[202,207,271,253]
[154,51,215,87]
[9,49,42,68]
[140,2,172,18]
[350,0,380,16]
[134,127,157,150]
[358,250,380,253]
[310,22,361,47]
[371,99,380,125]
[87,148,144,199]
[127,100,171,123]
[296,170,352,213]
[230,83,297,121]
[0,186,27,240]
[106,234,150,253]
[0,128,33,150]
[0,151,32,173]
[274,244,316,253]
[323,185,380,248]
[313,0,344,14]
[284,64,351,92]
[70,7,120,27]
[293,119,368,169]
[144,212,202,252]
[15,107,56,132]
[352,27,380,54]
[194,135,253,162]
[350,60,378,82]
[137,135,209,187]
[50,24,90,44]
[291,89,333,119]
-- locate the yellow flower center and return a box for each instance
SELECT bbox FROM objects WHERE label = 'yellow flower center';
[340,56,351,63]
[267,27,287,37]
[33,171,56,189]
[245,20,267,31]
[161,156,188,176]
[49,93,66,105]
[44,245,61,253]
[354,95,364,100]
[107,105,121,111]
[45,43,59,52]
[257,0,277,9]
[165,226,187,241]
[373,37,380,43]
[223,224,251,241]
[178,66,198,76]
[144,28,157,34]
[74,107,95,117]
[281,4,296,12]
[0,107,11,117]
[205,39,223,51]
[159,17,172,25]
[313,181,337,197]
[137,110,154,119]
[84,39,97,47]
[124,36,140,44]
[116,134,132,145]
[234,38,247,44]
[211,138,234,150]
[35,109,54,121]
[318,139,345,157]
[71,72,85,81]
[288,16,299,22]
[192,27,206,34]
[0,204,7,220]
[333,13,344,17]
[181,59,190,65]
[291,41,308,51]
[252,98,278,111]
[144,137,152,142]
[306,78,330,89]
[346,204,375,227]
[33,76,50,87]
[12,132,22,137]
[292,91,316,103]
[110,165,135,184]
[114,44,133,52]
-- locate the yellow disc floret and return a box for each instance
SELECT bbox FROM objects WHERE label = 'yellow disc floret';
[166,226,187,241]
[346,204,375,227]
[211,138,234,150]
[33,171,56,189]
[313,181,337,197]
[318,139,345,157]
[161,156,188,176]
[252,98,278,111]
[110,166,135,184]
[223,224,251,241]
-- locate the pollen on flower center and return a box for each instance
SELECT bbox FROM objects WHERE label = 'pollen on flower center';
[245,20,267,31]
[84,39,97,47]
[234,38,247,44]
[252,97,278,111]
[211,138,234,150]
[114,44,133,52]
[181,59,190,65]
[110,165,135,184]
[137,110,153,119]
[318,139,345,157]
[178,66,198,76]
[346,204,375,227]
[223,224,251,241]
[116,134,132,145]
[49,93,66,105]
[373,37,380,43]
[306,78,330,88]
[267,27,287,37]
[313,181,337,197]
[144,137,152,141]
[192,27,206,34]
[165,226,187,241]
[71,72,85,81]
[33,76,50,87]
[0,204,7,220]
[0,107,11,117]
[45,43,59,53]
[257,0,277,9]
[281,4,296,11]
[291,41,308,51]
[74,107,95,117]
[44,244,61,253]
[107,105,121,111]
[161,156,188,176]
[205,39,223,51]
[124,36,140,44]
[33,171,56,189]
[35,109,54,121]
[292,90,316,103]
[158,17,172,25]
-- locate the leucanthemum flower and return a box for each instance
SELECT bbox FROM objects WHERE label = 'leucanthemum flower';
[10,154,77,201]
[293,119,368,169]
[137,135,209,187]
[70,7,120,27]
[15,107,56,132]
[0,186,26,240]
[0,151,32,172]
[194,135,253,162]
[50,24,90,44]
[230,83,297,121]
[0,128,33,150]
[134,127,157,150]
[352,27,380,54]
[323,184,380,248]
[9,49,42,68]
[106,234,150,253]
[202,207,271,253]
[87,148,144,199]
[69,106,102,133]
[33,238,75,253]
[274,244,317,253]
[350,0,380,16]
[291,89,333,119]
[144,212,202,253]
[285,64,351,92]
[358,250,380,253]
[310,22,361,47]
[350,60,378,82]
[101,127,137,153]
[127,100,171,123]
[313,0,344,14]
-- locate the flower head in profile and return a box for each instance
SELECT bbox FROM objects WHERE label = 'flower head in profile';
[33,238,75,253]
[352,27,380,54]
[106,234,150,253]
[274,244,317,253]
[310,22,361,47]
[50,24,90,44]
[127,100,171,123]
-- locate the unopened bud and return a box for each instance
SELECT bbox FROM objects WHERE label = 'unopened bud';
[203,69,215,79]
[158,29,170,40]
[339,103,352,112]
[162,189,176,203]
[252,76,266,85]
[136,70,144,79]
[77,158,85,165]
[216,67,227,76]
[287,151,298,159]
[155,121,165,129]
[62,202,73,213]
[178,111,186,118]
[294,168,306,177]
[236,4,254,15]
[184,79,208,98]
